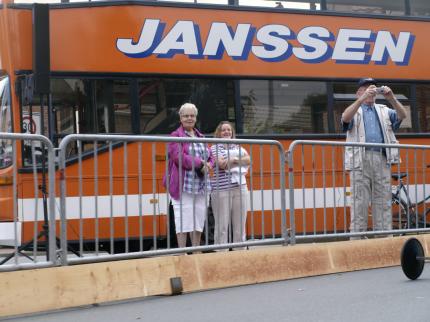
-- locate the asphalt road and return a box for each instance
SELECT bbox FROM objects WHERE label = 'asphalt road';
[4,266,430,322]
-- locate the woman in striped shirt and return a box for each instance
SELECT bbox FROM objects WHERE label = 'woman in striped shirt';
[211,121,250,248]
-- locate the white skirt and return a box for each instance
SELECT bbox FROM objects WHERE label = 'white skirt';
[171,192,208,233]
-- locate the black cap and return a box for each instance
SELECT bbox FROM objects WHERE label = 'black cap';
[358,78,377,88]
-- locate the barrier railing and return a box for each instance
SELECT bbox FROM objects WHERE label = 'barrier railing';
[57,134,287,265]
[286,140,430,245]
[0,133,57,272]
[5,134,430,270]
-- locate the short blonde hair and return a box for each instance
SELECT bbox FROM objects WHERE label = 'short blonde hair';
[214,121,236,138]
[179,103,198,117]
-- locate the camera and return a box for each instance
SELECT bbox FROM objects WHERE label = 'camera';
[376,86,384,94]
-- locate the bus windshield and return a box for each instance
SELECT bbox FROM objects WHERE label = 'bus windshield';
[0,75,12,168]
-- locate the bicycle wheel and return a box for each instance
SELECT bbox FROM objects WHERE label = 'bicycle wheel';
[406,200,430,228]
[417,207,430,228]
[392,197,409,229]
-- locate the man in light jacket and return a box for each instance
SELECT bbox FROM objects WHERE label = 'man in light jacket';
[341,78,407,237]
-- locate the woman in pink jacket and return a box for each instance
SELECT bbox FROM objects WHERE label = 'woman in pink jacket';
[163,103,214,248]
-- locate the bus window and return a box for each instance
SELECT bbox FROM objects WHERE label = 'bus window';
[333,82,413,133]
[95,79,132,134]
[21,91,50,166]
[239,0,322,10]
[49,78,133,158]
[417,84,430,132]
[241,80,328,134]
[51,78,133,138]
[138,78,232,135]
[187,79,230,134]
[410,0,430,16]
[385,84,412,133]
[52,79,88,137]
[48,77,231,157]
[138,79,167,134]
[326,0,405,15]
[0,75,12,168]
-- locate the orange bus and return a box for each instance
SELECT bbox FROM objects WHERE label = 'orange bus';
[1,0,430,250]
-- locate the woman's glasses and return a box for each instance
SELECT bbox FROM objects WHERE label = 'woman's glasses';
[181,114,196,118]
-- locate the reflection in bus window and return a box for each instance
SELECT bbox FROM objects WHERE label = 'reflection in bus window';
[21,90,50,166]
[384,84,412,133]
[95,79,132,134]
[410,0,430,16]
[50,79,132,157]
[186,79,231,134]
[46,77,233,159]
[52,79,88,136]
[0,76,12,168]
[417,85,430,132]
[333,82,413,133]
[326,0,405,15]
[51,78,133,138]
[138,79,166,134]
[239,0,322,10]
[138,78,232,135]
[241,80,327,134]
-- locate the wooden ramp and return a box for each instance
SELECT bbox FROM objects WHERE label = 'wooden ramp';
[1,235,428,318]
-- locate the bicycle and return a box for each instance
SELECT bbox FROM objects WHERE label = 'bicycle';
[391,171,430,229]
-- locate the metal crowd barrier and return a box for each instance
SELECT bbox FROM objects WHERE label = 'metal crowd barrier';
[57,134,287,265]
[3,134,430,270]
[0,133,56,272]
[287,140,430,245]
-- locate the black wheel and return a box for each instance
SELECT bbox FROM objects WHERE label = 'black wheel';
[400,238,425,280]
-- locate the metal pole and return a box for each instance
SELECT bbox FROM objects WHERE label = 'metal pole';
[39,94,51,261]
[287,147,296,245]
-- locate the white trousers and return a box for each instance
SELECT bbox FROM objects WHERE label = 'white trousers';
[349,151,392,233]
[211,186,248,245]
[171,192,207,233]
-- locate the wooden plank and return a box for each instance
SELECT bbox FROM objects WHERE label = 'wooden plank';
[0,256,176,317]
[176,244,334,292]
[2,235,429,318]
[177,236,428,292]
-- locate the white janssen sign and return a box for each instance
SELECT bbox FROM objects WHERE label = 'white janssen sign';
[117,19,415,65]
